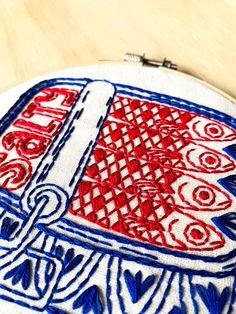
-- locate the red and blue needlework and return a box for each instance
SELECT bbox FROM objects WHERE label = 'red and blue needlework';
[0,76,235,313]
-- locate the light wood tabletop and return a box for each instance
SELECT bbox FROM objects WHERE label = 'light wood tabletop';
[0,0,235,98]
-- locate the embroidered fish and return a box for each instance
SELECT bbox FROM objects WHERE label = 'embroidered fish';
[122,210,224,251]
[98,120,235,174]
[68,179,225,251]
[110,96,236,141]
[147,143,235,173]
[69,94,235,252]
[85,147,231,211]
[188,116,236,141]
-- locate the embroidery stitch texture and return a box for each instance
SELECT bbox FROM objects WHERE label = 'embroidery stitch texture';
[0,77,235,313]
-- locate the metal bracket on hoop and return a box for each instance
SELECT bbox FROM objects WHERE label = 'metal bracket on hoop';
[123,53,178,70]
[99,53,177,70]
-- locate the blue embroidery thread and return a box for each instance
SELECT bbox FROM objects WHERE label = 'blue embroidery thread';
[212,212,236,241]
[4,259,31,290]
[123,269,155,303]
[218,175,236,196]
[72,285,103,314]
[195,282,230,314]
[0,77,235,313]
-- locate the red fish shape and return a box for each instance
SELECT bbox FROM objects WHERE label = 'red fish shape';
[68,94,235,252]
[110,96,236,141]
[188,116,236,141]
[68,179,225,251]
[98,120,235,174]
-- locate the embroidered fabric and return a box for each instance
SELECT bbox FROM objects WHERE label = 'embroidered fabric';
[0,65,235,314]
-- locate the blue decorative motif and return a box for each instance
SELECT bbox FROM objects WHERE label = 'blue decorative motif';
[223,144,236,160]
[195,282,230,314]
[0,217,19,240]
[168,306,182,314]
[140,270,166,313]
[62,248,83,275]
[72,285,103,314]
[4,259,31,290]
[55,245,64,259]
[64,248,74,265]
[54,246,84,275]
[218,175,236,196]
[212,212,236,240]
[124,269,155,303]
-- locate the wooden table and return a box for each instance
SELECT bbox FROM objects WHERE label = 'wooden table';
[0,0,235,98]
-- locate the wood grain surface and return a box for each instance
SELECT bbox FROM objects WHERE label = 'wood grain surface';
[0,0,235,98]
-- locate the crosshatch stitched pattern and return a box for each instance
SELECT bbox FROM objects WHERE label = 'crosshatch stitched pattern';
[0,78,235,314]
[69,95,236,252]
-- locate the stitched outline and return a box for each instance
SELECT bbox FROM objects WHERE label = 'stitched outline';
[51,218,236,276]
[0,77,235,314]
[117,258,126,314]
[61,85,236,270]
[154,272,175,313]
[0,78,234,276]
[3,78,232,274]
[178,273,186,314]
[51,253,104,304]
[188,275,198,314]
[227,275,236,314]
[55,251,95,294]
[106,256,113,314]
[139,269,165,314]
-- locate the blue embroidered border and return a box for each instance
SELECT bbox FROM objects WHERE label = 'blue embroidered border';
[0,78,235,278]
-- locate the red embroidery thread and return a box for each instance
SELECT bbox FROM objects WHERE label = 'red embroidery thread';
[34,87,78,107]
[0,158,32,190]
[2,131,50,159]
[69,95,235,251]
[0,87,79,191]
